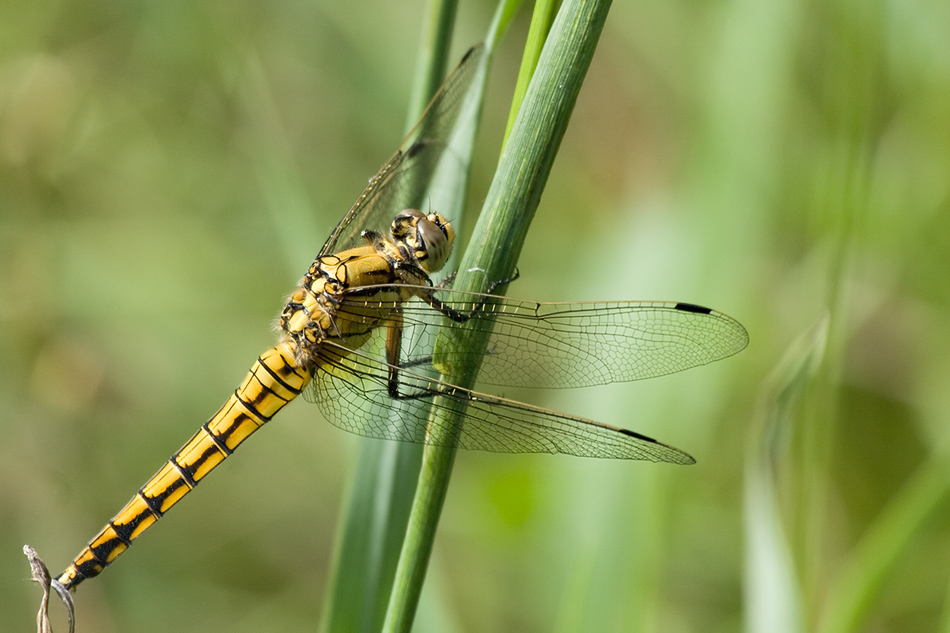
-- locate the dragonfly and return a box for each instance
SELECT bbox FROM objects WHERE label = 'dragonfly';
[53,45,748,592]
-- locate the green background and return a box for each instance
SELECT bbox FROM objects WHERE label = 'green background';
[2,0,949,631]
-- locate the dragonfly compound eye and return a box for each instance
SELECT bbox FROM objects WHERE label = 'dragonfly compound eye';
[414,212,454,273]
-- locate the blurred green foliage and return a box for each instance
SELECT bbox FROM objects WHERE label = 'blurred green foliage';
[2,1,949,632]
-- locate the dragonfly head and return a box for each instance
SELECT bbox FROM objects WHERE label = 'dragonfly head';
[390,209,455,274]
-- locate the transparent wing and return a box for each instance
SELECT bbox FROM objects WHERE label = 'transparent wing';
[310,336,694,463]
[329,286,750,390]
[319,45,482,257]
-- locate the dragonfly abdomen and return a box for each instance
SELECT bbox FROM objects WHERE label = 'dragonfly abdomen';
[55,341,312,590]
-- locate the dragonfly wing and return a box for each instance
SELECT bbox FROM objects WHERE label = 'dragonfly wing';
[318,45,483,257]
[309,337,694,463]
[334,286,749,389]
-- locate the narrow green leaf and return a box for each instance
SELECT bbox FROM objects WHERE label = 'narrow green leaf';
[817,450,950,633]
[502,0,558,147]
[744,314,828,633]
[383,0,614,631]
[318,2,463,631]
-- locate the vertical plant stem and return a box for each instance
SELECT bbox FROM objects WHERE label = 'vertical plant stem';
[382,1,613,631]
[406,0,460,129]
[817,453,950,633]
[502,0,557,146]
[318,2,459,631]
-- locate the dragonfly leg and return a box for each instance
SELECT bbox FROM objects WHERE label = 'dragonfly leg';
[435,270,457,288]
[420,268,520,323]
[384,312,409,399]
[400,355,433,370]
[436,267,519,292]
[386,314,432,400]
[382,314,448,402]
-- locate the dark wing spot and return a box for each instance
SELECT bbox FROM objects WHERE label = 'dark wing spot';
[674,302,712,315]
[460,45,479,64]
[406,141,426,158]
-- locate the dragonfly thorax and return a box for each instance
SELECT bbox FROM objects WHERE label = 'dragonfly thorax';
[277,209,456,369]
[389,209,455,274]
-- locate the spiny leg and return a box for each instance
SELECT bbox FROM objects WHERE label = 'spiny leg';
[382,313,447,403]
[421,268,520,322]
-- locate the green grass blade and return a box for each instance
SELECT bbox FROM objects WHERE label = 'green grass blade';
[405,0,461,131]
[817,451,950,633]
[383,0,614,631]
[318,2,462,631]
[744,315,828,633]
[502,0,557,147]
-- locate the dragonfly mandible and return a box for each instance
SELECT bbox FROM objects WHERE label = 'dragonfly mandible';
[53,45,748,592]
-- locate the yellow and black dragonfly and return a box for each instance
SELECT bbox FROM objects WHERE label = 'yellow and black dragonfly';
[53,45,748,592]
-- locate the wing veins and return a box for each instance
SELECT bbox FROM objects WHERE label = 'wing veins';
[309,339,694,463]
